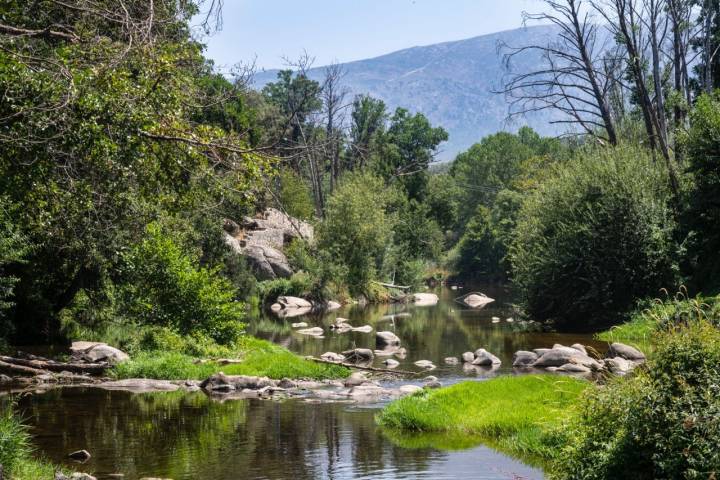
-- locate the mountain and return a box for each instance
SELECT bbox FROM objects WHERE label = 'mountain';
[253,25,563,160]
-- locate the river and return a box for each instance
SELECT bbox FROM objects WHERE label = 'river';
[14,285,602,479]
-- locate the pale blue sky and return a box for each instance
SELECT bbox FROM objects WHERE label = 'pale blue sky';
[197,0,549,71]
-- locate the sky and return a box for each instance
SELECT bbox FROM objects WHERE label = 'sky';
[196,0,550,71]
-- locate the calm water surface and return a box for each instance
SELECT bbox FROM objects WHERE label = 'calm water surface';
[16,285,603,480]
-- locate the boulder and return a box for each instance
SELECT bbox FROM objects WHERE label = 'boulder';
[278,296,313,309]
[571,343,588,355]
[533,348,551,357]
[606,343,646,361]
[320,352,345,362]
[424,380,442,389]
[512,350,538,367]
[70,341,105,354]
[96,379,180,393]
[383,359,400,368]
[461,351,475,363]
[412,293,439,306]
[238,242,293,280]
[472,349,501,366]
[463,293,495,308]
[533,347,601,369]
[75,344,129,365]
[376,331,401,347]
[444,357,460,365]
[276,306,312,318]
[605,356,637,375]
[326,301,342,311]
[342,348,374,363]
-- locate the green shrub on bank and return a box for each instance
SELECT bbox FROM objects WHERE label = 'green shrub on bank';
[511,147,678,330]
[377,375,588,462]
[118,223,245,344]
[559,320,720,479]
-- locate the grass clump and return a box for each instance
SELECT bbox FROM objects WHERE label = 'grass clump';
[377,375,588,462]
[113,336,349,381]
[0,404,57,479]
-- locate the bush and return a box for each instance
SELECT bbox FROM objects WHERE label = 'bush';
[0,198,28,337]
[558,319,720,479]
[276,169,315,220]
[511,147,678,330]
[118,223,245,344]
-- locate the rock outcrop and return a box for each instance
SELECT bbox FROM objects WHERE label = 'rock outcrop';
[223,208,314,280]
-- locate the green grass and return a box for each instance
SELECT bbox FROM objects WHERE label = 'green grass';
[113,337,349,381]
[597,315,656,352]
[377,375,589,462]
[0,404,58,480]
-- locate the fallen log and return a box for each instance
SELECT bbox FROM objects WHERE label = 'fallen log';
[0,359,48,376]
[0,356,108,375]
[308,357,420,376]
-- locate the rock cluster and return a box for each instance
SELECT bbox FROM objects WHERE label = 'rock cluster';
[223,208,313,281]
[512,342,646,376]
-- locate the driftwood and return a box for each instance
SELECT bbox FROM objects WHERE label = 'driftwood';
[0,356,108,375]
[308,357,420,376]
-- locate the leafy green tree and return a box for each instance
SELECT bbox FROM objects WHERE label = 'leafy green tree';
[0,199,28,337]
[683,93,720,293]
[511,146,678,330]
[262,70,322,146]
[375,108,448,201]
[348,95,387,169]
[277,169,315,220]
[318,172,393,295]
[425,173,462,233]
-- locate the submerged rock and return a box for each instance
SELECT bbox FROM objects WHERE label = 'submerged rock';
[67,449,91,462]
[444,356,460,365]
[95,379,179,393]
[414,360,436,369]
[296,327,324,336]
[326,301,342,311]
[383,359,400,368]
[461,351,475,363]
[399,384,423,395]
[278,296,313,309]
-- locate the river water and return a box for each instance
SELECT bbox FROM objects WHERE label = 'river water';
[14,285,602,480]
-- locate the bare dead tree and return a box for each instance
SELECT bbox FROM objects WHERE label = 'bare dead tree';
[667,0,695,128]
[593,0,681,202]
[499,0,619,145]
[321,62,350,192]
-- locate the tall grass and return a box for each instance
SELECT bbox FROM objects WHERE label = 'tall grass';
[0,404,56,479]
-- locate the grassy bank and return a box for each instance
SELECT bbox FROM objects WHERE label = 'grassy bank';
[377,375,589,462]
[112,336,349,381]
[0,406,57,480]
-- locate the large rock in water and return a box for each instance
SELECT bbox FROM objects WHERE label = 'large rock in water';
[412,293,439,306]
[463,293,495,308]
[278,296,313,309]
[223,208,314,280]
[342,348,374,363]
[512,350,538,367]
[533,346,600,369]
[376,331,401,347]
[472,348,501,366]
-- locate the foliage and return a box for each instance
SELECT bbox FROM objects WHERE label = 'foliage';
[276,169,315,220]
[425,173,462,234]
[378,375,588,462]
[455,206,507,279]
[256,271,313,304]
[558,319,720,480]
[511,146,678,330]
[0,199,28,336]
[682,93,720,293]
[0,403,56,479]
[318,172,394,295]
[118,224,245,344]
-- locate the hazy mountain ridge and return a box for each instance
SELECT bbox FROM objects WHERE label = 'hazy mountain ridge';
[253,25,564,160]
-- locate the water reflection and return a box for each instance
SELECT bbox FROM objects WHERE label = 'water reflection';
[249,285,604,379]
[18,388,542,480]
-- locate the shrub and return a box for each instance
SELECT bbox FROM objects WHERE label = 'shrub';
[277,169,315,220]
[511,147,678,330]
[558,320,720,479]
[118,223,245,344]
[0,198,28,337]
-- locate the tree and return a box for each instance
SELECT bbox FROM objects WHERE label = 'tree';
[375,108,448,200]
[501,0,620,145]
[321,62,349,191]
[348,95,387,169]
